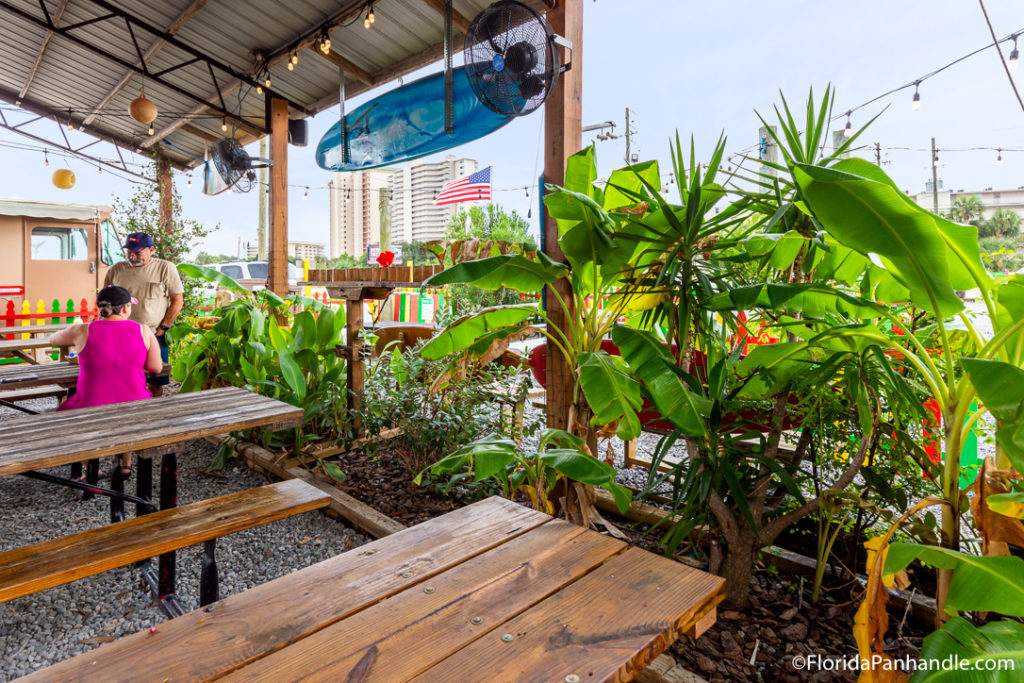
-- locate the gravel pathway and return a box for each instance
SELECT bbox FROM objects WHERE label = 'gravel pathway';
[0,397,369,681]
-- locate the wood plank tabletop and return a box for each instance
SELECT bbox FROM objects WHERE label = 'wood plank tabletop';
[0,323,69,336]
[29,496,727,682]
[0,336,57,353]
[0,362,79,389]
[0,387,304,477]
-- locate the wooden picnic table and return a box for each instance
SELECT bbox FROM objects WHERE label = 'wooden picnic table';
[31,496,726,682]
[0,386,304,615]
[0,322,69,337]
[0,361,79,390]
[0,335,69,364]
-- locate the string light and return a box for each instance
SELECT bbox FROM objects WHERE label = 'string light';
[912,81,921,110]
[303,187,309,199]
[44,150,49,167]
[187,175,192,186]
[97,166,101,174]
[364,3,374,29]
[319,27,332,54]
[843,113,852,138]
[67,110,73,131]
[997,148,1003,165]
[147,124,154,136]
[287,60,294,71]
[256,84,262,95]
[1010,35,1020,72]
[264,75,272,89]
[221,119,228,133]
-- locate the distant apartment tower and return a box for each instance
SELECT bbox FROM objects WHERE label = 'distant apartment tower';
[246,241,322,260]
[288,241,324,261]
[329,168,396,258]
[390,155,479,243]
[909,185,1024,220]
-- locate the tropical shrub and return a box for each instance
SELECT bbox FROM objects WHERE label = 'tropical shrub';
[167,264,348,457]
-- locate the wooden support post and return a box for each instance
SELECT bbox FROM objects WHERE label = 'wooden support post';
[268,98,289,297]
[346,298,364,437]
[156,152,173,235]
[543,0,582,432]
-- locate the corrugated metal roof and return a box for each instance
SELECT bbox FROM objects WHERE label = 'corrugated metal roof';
[0,0,548,172]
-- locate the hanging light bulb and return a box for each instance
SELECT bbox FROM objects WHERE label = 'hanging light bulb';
[265,75,272,89]
[291,51,298,66]
[256,84,263,95]
[67,115,74,132]
[303,187,309,200]
[997,148,1003,165]
[221,119,228,133]
[912,82,921,111]
[1010,36,1020,72]
[44,151,49,167]
[287,60,294,71]
[843,114,852,138]
[368,4,375,23]
[148,124,155,136]
[97,166,102,175]
[364,15,371,29]
[187,175,192,187]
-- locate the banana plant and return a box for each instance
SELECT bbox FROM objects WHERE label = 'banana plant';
[169,264,349,463]
[793,155,1024,623]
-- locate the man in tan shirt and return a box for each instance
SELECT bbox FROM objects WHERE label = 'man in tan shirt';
[104,232,184,397]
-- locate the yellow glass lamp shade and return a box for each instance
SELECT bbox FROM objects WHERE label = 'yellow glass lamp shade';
[129,93,158,124]
[52,168,75,189]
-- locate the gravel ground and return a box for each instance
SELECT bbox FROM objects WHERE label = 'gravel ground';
[0,397,369,681]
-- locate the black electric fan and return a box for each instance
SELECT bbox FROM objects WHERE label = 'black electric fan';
[464,0,571,117]
[210,137,272,193]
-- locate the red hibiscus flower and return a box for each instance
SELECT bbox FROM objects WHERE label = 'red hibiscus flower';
[376,250,395,267]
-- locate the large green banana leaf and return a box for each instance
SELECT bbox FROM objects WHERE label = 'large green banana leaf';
[419,305,535,360]
[962,358,1024,472]
[577,351,643,440]
[884,543,1024,616]
[793,162,967,316]
[834,158,993,295]
[422,254,565,292]
[705,282,883,319]
[178,263,249,295]
[610,326,710,437]
[911,616,1024,682]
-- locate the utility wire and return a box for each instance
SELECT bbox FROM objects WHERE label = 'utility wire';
[977,0,1024,115]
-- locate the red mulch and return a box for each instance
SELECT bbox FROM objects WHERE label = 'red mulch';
[330,448,927,682]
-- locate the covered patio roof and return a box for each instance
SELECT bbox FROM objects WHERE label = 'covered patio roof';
[0,0,553,175]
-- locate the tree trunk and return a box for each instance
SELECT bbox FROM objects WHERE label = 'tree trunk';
[720,542,759,606]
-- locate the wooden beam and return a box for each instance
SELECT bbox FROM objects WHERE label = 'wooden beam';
[542,0,582,431]
[268,97,289,297]
[141,78,250,147]
[316,48,374,87]
[180,122,220,143]
[308,34,466,115]
[83,0,209,127]
[18,0,69,99]
[156,152,173,234]
[418,0,472,34]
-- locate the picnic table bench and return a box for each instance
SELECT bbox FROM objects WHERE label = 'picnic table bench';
[0,322,69,338]
[0,386,305,616]
[30,496,726,682]
[0,361,80,414]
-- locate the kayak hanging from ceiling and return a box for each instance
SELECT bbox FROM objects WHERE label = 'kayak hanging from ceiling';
[315,67,513,172]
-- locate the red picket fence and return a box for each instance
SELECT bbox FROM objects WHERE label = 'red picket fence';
[1,297,98,340]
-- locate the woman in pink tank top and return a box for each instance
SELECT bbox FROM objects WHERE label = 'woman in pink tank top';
[51,285,163,476]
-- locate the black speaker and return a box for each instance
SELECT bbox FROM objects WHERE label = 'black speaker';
[288,119,308,147]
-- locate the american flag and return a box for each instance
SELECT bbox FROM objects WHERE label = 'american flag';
[434,166,492,206]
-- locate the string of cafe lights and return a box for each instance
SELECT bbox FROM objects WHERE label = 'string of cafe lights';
[718,23,1024,175]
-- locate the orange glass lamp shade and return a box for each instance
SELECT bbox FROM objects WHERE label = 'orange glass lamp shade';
[129,93,158,124]
[52,168,75,189]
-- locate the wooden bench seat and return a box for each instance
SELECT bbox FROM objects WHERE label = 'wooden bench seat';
[0,479,329,604]
[0,384,67,403]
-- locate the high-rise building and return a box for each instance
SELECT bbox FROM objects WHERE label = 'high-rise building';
[328,168,396,258]
[390,155,479,244]
[288,241,325,261]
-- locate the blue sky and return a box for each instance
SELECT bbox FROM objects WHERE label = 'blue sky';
[1,0,1022,257]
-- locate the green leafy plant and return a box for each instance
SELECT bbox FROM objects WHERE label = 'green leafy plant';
[417,428,631,515]
[168,264,348,461]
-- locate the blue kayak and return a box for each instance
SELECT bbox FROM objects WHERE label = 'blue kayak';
[316,67,513,172]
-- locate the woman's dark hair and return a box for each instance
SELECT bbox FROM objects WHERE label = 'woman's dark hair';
[96,285,132,318]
